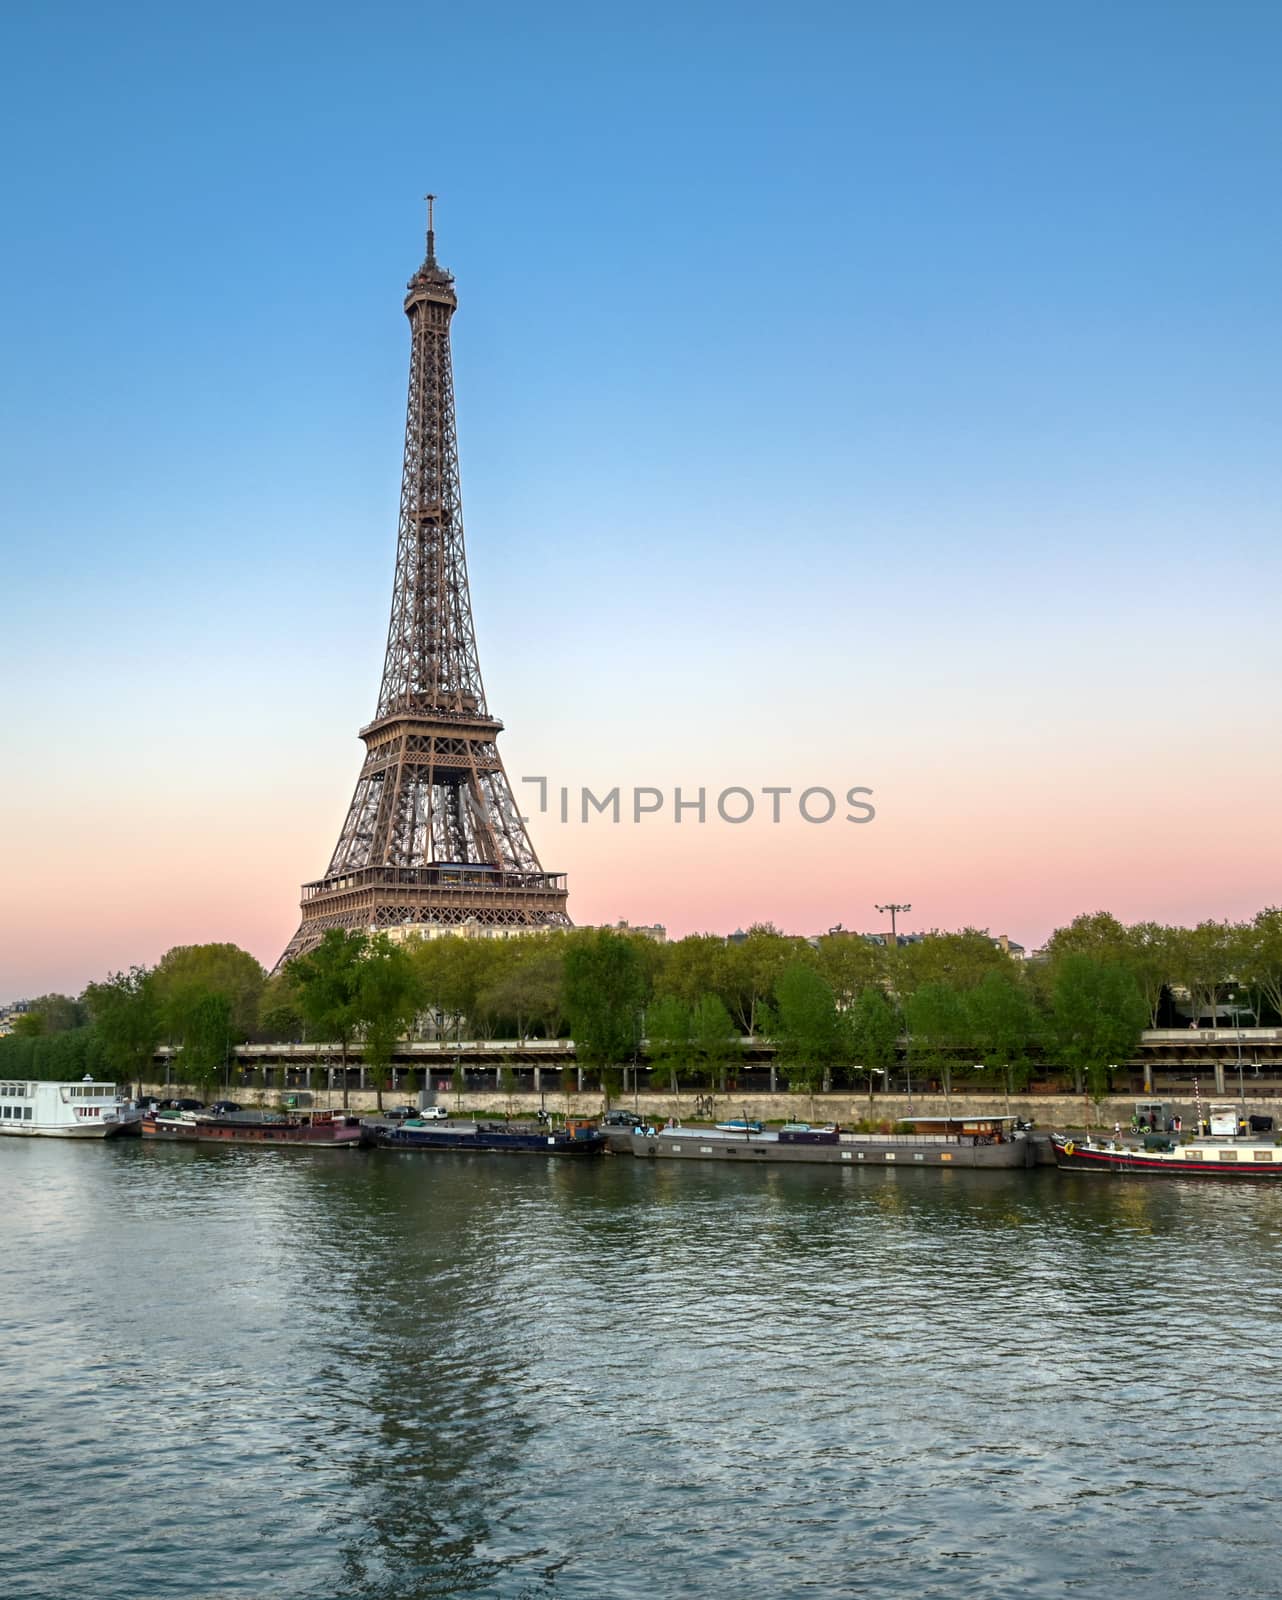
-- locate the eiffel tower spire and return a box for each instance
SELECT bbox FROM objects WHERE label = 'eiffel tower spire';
[276,207,570,966]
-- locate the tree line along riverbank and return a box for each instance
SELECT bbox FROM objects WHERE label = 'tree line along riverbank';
[4,909,1281,1105]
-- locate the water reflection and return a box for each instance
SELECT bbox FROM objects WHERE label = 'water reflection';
[3,1144,1282,1597]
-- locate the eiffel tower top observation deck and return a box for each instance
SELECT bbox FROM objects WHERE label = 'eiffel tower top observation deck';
[276,202,570,966]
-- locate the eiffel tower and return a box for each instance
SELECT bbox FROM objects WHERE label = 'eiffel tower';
[276,201,570,966]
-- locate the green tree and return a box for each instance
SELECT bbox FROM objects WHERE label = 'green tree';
[653,935,735,1010]
[765,961,845,1112]
[477,938,564,1041]
[722,924,797,1035]
[358,936,422,1111]
[0,1025,107,1083]
[814,935,886,1011]
[0,1034,35,1077]
[82,967,162,1084]
[258,970,305,1041]
[498,1060,519,1116]
[645,995,691,1098]
[405,937,450,1023]
[154,943,266,1040]
[1238,908,1282,1024]
[529,939,571,1038]
[445,938,508,1037]
[408,934,509,1038]
[965,970,1038,1100]
[1123,921,1176,1028]
[1050,954,1148,1105]
[175,990,234,1095]
[563,929,647,1074]
[848,987,900,1105]
[891,929,1008,998]
[1166,921,1238,1027]
[691,993,740,1090]
[1041,911,1130,967]
[291,929,368,1106]
[903,980,967,1098]
[14,994,86,1036]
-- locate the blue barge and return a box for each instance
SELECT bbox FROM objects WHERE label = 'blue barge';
[366,1117,607,1156]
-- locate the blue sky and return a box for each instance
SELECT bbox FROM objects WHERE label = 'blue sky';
[2,1,1280,994]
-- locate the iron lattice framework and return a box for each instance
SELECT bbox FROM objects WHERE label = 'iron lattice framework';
[276,207,570,966]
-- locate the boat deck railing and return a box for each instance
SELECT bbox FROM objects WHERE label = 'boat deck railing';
[840,1131,999,1146]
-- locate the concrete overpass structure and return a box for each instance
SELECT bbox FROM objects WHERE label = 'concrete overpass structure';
[150,1028,1282,1098]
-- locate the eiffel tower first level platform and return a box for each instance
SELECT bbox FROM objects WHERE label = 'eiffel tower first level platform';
[294,862,570,940]
[276,203,569,968]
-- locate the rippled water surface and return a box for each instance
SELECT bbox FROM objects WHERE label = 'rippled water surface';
[3,1140,1281,1598]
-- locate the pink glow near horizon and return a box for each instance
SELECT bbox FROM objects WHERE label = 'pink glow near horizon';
[2,744,1275,997]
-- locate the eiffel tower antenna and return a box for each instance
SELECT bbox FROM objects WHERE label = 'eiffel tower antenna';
[424,191,437,266]
[276,208,570,966]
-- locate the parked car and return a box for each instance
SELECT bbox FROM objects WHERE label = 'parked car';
[384,1106,419,1122]
[207,1101,242,1115]
[159,1098,204,1112]
[417,1105,449,1121]
[602,1110,643,1128]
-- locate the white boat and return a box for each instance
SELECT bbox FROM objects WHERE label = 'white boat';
[0,1077,143,1138]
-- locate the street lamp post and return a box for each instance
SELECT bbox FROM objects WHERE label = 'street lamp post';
[1227,992,1245,1102]
[875,902,912,943]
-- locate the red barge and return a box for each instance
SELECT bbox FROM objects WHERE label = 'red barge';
[1052,1126,1282,1179]
[142,1109,362,1148]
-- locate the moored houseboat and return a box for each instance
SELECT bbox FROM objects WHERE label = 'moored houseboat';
[197,1109,363,1147]
[142,1107,362,1148]
[0,1078,142,1139]
[367,1116,606,1156]
[141,1110,200,1140]
[1052,1123,1282,1178]
[621,1115,1034,1168]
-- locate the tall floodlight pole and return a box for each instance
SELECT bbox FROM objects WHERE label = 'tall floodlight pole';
[875,903,912,942]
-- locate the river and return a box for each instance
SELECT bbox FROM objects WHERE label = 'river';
[2,1140,1278,1598]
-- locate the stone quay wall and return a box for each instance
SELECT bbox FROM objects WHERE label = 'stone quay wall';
[138,1084,1276,1130]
